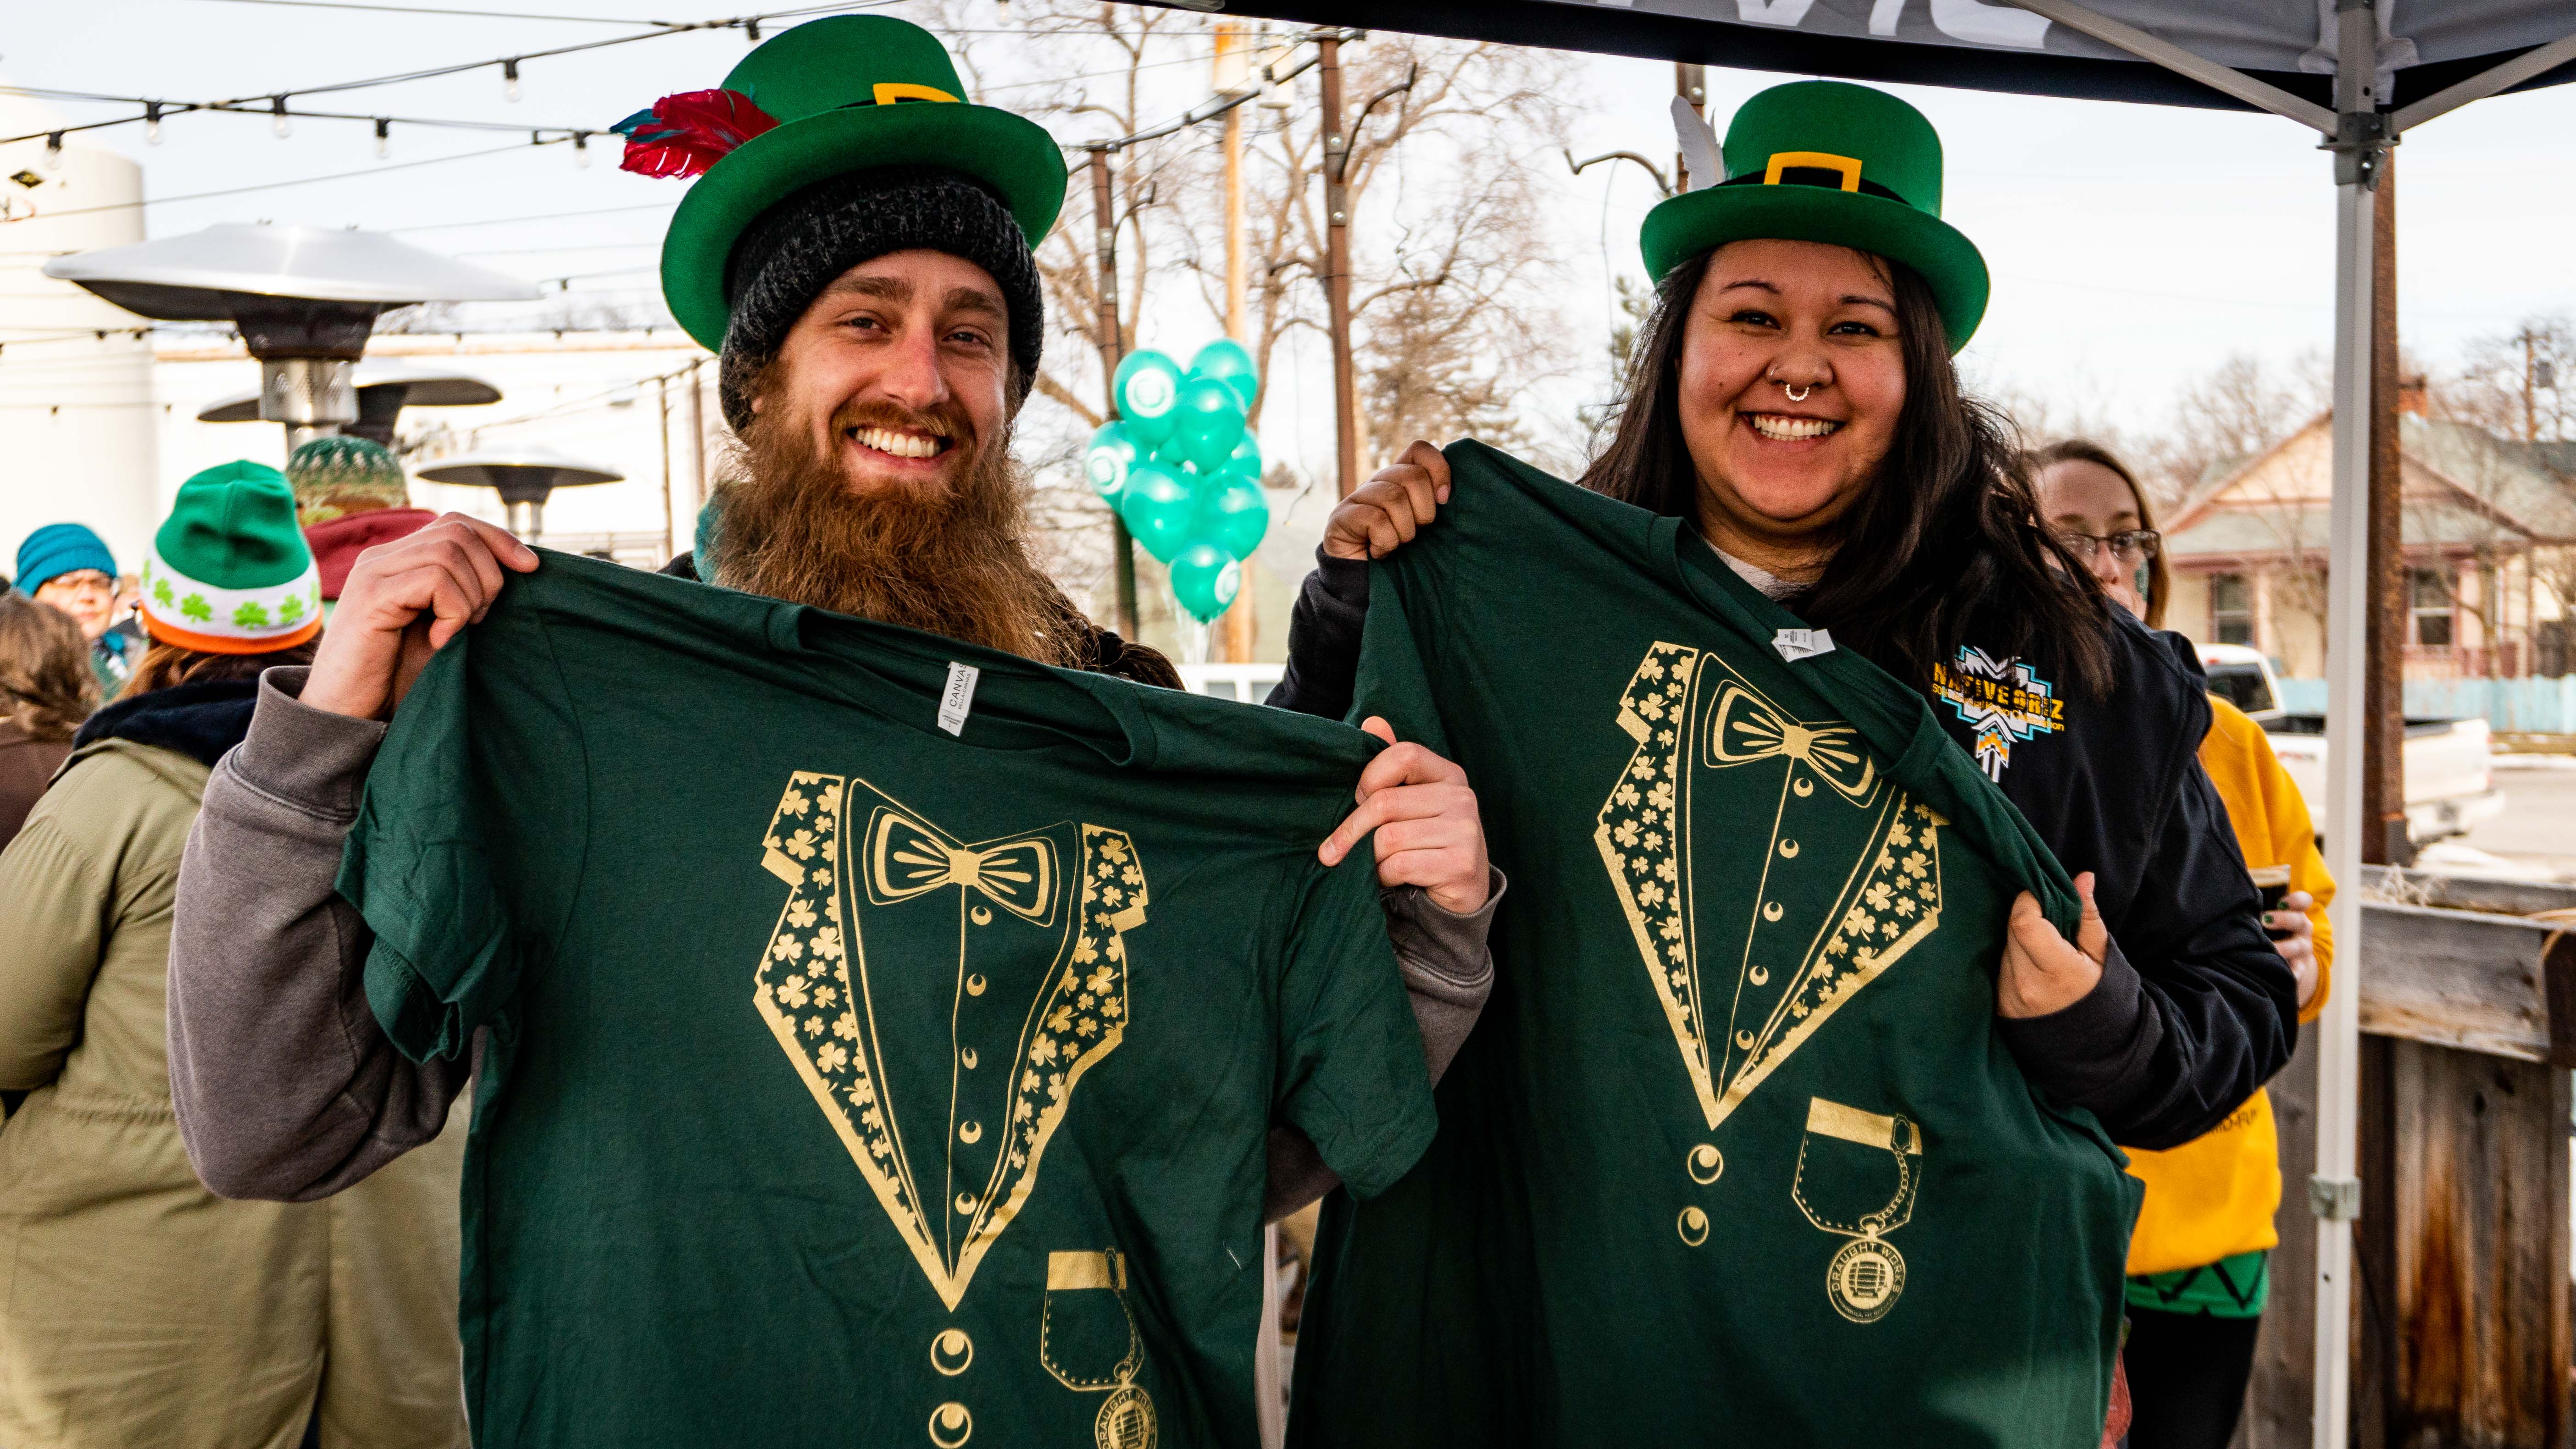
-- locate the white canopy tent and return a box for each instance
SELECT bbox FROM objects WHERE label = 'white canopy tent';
[1141,1,2576,1440]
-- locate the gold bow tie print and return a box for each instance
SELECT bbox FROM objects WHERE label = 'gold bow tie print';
[865,808,1059,924]
[1706,684,1878,802]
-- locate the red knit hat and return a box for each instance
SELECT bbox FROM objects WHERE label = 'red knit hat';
[304,508,436,600]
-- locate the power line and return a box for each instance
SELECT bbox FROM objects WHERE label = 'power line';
[182,0,682,23]
[0,0,907,148]
[4,140,551,222]
[389,200,676,233]
[0,85,606,144]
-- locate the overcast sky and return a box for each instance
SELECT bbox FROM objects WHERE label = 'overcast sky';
[7,0,2575,476]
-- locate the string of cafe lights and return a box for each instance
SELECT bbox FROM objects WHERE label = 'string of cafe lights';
[0,0,912,154]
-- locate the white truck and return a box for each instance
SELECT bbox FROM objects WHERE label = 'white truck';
[2196,643,2502,844]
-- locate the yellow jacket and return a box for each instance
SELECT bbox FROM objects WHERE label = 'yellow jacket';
[2121,697,2334,1276]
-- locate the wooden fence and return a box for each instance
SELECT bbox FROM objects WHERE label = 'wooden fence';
[2243,870,2576,1449]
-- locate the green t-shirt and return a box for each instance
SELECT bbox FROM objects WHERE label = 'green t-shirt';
[1289,444,2136,1447]
[339,553,1436,1449]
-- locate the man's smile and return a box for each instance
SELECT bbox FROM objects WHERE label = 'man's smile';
[849,423,955,463]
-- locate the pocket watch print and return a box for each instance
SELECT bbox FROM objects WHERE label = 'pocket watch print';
[1595,644,1946,1244]
[752,773,1150,1311]
[1791,1097,1922,1324]
[1041,1249,1159,1449]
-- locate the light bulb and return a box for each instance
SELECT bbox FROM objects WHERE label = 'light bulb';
[573,131,590,167]
[43,133,61,171]
[503,60,521,102]
[144,103,163,146]
[272,96,292,139]
[374,118,390,160]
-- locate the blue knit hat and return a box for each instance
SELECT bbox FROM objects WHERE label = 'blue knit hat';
[15,523,118,597]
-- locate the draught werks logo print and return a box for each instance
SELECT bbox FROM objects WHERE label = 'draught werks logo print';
[1595,643,1945,1134]
[753,772,1149,1311]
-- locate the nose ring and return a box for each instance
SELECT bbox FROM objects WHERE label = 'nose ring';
[1782,382,1812,403]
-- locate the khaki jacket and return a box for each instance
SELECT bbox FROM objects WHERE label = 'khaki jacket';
[0,738,467,1449]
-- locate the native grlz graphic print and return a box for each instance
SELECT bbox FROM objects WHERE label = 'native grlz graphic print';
[1931,647,2065,780]
[1595,641,1942,1321]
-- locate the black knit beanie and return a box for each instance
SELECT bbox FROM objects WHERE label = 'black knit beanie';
[716,165,1044,432]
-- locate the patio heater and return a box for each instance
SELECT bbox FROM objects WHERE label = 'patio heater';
[196,360,504,447]
[415,448,622,542]
[44,222,537,452]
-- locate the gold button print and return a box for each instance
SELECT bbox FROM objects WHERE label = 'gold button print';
[929,1402,973,1447]
[930,1329,973,1377]
[1677,1206,1711,1247]
[1687,1144,1724,1184]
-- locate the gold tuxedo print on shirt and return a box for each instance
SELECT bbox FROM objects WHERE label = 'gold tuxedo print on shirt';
[752,772,1150,1312]
[1596,643,1943,1318]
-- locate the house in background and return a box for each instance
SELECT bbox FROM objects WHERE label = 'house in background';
[2160,393,2576,681]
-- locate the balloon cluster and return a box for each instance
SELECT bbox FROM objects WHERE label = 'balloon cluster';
[1085,339,1268,624]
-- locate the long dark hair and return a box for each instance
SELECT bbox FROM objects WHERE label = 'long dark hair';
[1580,249,2112,699]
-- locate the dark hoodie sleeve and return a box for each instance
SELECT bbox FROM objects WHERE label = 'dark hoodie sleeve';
[1994,641,2298,1150]
[1271,550,1371,720]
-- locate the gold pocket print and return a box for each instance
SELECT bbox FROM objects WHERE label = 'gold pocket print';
[1041,1249,1159,1449]
[1791,1097,1921,1324]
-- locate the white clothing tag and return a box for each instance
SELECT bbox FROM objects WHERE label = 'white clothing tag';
[1772,628,1836,663]
[937,662,981,736]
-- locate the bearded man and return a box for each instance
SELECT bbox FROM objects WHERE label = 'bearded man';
[167,15,1491,1276]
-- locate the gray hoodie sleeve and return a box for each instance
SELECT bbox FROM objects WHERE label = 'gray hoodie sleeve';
[171,668,1498,1212]
[168,666,470,1202]
[1262,870,1501,1223]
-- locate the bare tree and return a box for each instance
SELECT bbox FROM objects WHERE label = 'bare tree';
[2450,315,2576,444]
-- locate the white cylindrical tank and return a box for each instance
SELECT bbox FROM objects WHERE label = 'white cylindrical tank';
[0,91,160,582]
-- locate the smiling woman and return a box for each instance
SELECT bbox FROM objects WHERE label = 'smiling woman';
[1584,235,2107,700]
[1272,77,2302,1443]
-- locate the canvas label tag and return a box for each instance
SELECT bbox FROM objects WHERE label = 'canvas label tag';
[1772,628,1836,663]
[938,662,981,737]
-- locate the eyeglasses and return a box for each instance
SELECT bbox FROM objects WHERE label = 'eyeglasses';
[2056,528,2160,563]
[35,571,115,598]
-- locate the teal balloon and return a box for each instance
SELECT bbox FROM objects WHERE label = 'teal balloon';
[1189,338,1260,409]
[1083,422,1138,501]
[1194,476,1269,560]
[1219,432,1262,484]
[1170,377,1246,473]
[1118,461,1196,564]
[1170,543,1241,623]
[1113,351,1184,445]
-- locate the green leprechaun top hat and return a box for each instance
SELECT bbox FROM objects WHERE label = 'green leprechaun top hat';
[622,15,1068,354]
[139,460,323,655]
[1642,81,1988,353]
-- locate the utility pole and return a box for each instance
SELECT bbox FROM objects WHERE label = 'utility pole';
[1215,22,1257,665]
[1319,35,1359,498]
[683,357,706,557]
[2522,326,2540,441]
[658,371,675,563]
[1673,63,1707,190]
[1088,148,1142,640]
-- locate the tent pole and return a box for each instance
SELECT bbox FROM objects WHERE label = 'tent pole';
[2315,4,2387,1444]
[2391,29,2576,134]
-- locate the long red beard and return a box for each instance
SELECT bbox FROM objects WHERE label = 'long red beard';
[711,392,1079,668]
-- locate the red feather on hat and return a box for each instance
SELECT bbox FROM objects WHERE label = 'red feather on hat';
[611,89,782,179]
